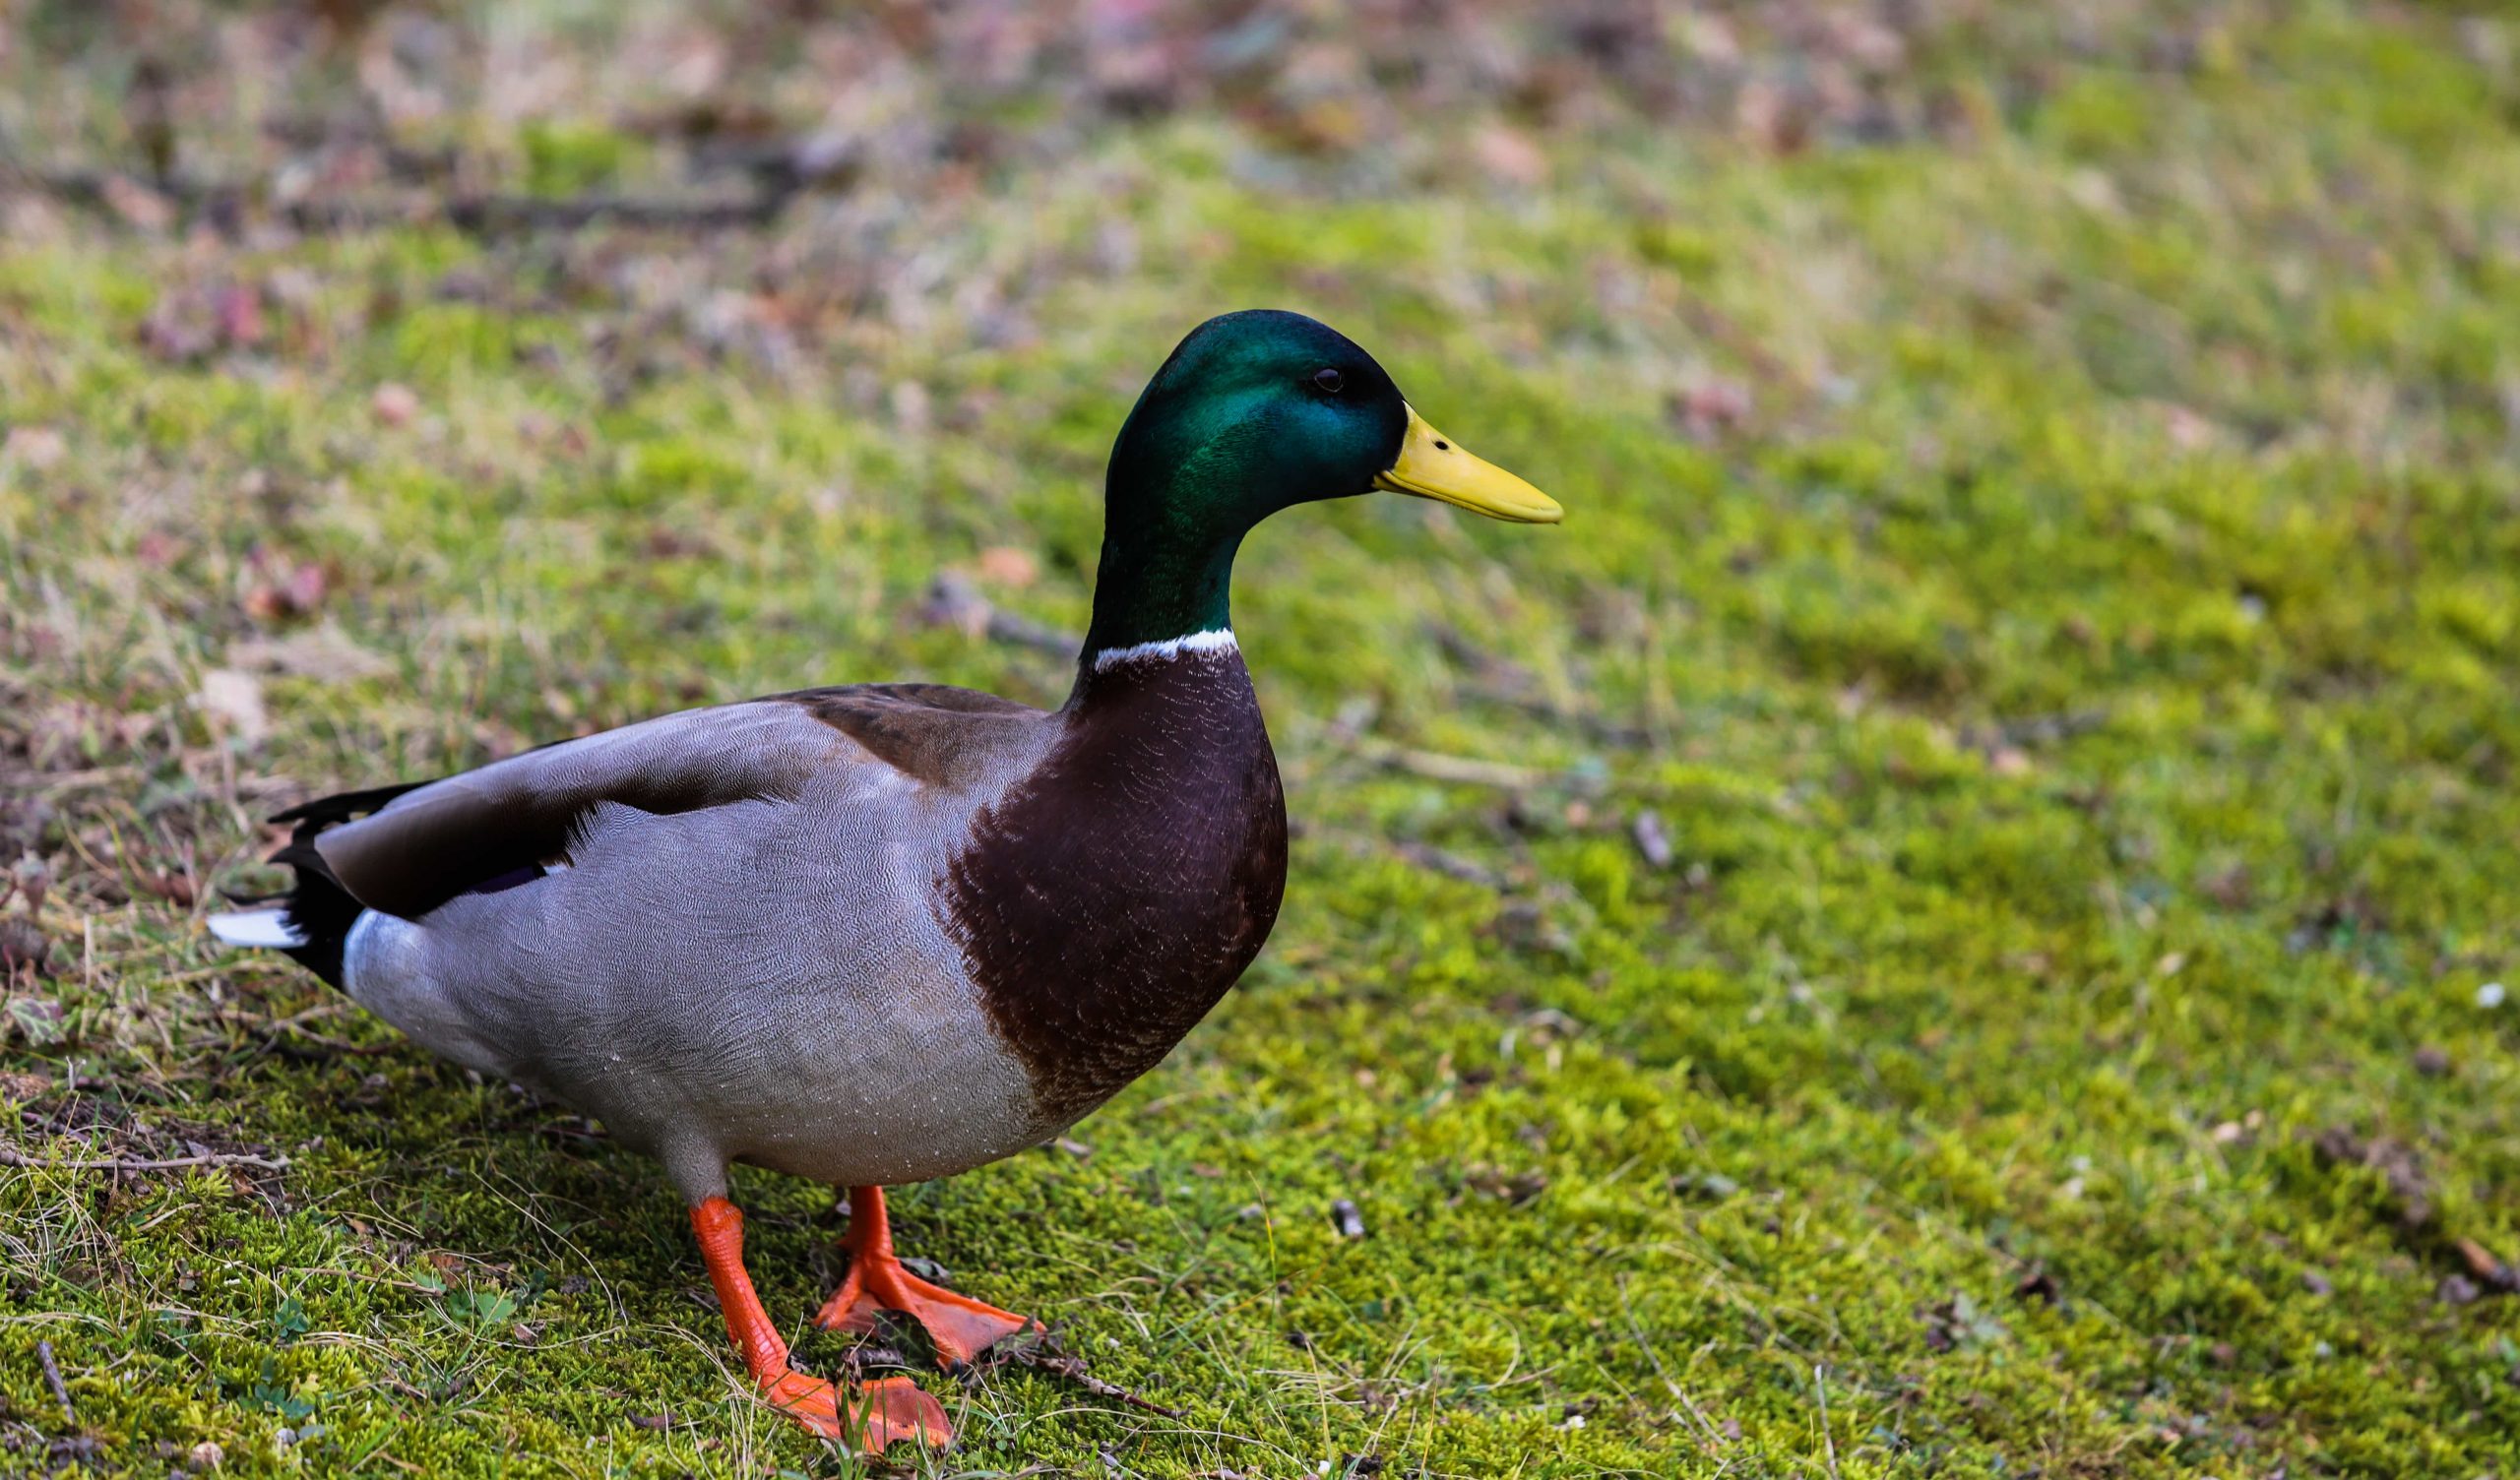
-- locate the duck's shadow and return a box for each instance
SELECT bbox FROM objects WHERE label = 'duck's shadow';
[252,1036,1074,1389]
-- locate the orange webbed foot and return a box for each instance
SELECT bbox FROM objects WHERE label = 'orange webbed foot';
[815,1185,1040,1368]
[814,1258,1039,1368]
[691,1196,954,1454]
[762,1370,951,1453]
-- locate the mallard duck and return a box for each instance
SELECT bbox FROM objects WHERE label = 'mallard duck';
[208,309,1559,1452]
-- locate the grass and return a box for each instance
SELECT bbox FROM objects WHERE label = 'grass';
[5,2,2520,1475]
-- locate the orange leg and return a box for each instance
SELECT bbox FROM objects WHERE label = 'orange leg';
[813,1185,1039,1368]
[691,1198,950,1452]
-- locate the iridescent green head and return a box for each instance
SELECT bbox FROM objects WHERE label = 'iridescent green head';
[1083,310,1559,656]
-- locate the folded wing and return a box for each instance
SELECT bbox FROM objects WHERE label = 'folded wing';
[302,702,858,919]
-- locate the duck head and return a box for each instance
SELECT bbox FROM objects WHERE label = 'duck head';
[1083,309,1559,657]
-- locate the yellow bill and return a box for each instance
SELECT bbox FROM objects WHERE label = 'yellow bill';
[1372,404,1562,524]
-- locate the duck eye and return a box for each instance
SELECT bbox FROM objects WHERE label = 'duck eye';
[1310,367,1345,394]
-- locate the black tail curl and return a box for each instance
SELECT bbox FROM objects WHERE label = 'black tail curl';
[233,780,433,987]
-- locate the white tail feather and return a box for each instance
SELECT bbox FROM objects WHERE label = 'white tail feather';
[207,909,306,949]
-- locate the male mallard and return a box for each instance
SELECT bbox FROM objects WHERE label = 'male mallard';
[209,310,1559,1451]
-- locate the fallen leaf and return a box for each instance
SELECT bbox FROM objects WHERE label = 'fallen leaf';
[2453,1237,2519,1293]
[137,871,198,907]
[243,561,330,623]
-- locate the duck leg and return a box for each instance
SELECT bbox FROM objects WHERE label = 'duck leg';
[813,1185,1040,1367]
[690,1198,951,1451]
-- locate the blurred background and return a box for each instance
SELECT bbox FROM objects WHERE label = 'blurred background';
[5,2,2520,1475]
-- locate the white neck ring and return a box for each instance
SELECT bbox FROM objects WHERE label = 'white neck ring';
[1089,628,1238,672]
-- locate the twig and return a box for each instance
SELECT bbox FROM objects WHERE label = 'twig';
[1391,841,1510,891]
[443,192,789,234]
[990,1338,1183,1417]
[914,573,1076,653]
[1026,1352,1183,1417]
[984,609,1079,653]
[1352,737,1558,791]
[1464,685,1653,748]
[35,1339,73,1423]
[0,1143,289,1173]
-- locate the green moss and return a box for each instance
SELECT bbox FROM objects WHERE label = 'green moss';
[519,121,653,199]
[6,4,2520,1477]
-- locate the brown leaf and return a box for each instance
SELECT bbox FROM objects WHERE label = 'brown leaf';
[136,871,198,907]
[2454,1237,2519,1293]
[243,562,330,623]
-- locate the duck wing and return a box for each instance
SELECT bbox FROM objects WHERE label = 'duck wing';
[297,685,1042,921]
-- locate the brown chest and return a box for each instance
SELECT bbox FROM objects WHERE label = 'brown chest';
[940,649,1287,1128]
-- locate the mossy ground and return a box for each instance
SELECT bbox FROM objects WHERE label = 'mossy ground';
[6,4,2520,1476]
